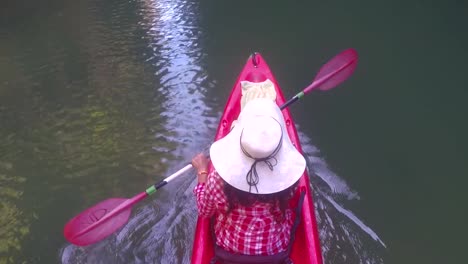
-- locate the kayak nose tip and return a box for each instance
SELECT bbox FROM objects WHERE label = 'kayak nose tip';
[250,51,261,68]
[246,52,267,82]
[251,52,260,67]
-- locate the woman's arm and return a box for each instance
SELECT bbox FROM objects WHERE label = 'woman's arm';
[192,153,226,217]
[193,172,219,217]
[191,153,209,183]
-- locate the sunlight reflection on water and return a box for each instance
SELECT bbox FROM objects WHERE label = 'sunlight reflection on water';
[62,0,217,263]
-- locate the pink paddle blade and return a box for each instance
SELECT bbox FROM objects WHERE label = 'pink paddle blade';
[304,48,358,93]
[63,195,142,246]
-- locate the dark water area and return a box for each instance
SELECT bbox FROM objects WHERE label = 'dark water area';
[1,0,467,263]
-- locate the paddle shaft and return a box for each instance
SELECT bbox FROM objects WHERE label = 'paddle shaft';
[145,164,193,195]
[280,92,304,110]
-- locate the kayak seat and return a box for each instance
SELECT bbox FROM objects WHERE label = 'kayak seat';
[244,71,267,83]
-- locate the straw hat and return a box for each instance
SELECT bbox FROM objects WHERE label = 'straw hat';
[210,99,306,194]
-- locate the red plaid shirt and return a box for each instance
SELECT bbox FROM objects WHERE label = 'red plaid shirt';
[193,170,294,256]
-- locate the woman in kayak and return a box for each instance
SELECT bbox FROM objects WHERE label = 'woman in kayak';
[192,99,306,264]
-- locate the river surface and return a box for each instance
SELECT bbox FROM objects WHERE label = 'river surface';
[1,0,466,263]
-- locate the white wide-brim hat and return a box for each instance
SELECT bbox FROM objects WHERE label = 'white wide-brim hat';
[210,99,306,194]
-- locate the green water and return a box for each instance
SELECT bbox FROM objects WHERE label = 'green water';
[1,0,466,263]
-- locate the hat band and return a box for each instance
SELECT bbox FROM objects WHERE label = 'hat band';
[239,126,283,193]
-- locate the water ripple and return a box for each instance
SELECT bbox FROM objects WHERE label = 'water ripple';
[61,0,217,263]
[299,131,386,264]
[60,0,385,263]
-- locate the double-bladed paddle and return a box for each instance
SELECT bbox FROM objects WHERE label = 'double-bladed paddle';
[64,48,359,246]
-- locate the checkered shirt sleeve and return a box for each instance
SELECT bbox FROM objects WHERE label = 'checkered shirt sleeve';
[193,170,227,218]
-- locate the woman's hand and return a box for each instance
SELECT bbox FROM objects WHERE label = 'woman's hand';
[191,153,209,183]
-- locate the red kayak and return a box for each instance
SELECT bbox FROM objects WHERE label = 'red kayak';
[191,53,323,264]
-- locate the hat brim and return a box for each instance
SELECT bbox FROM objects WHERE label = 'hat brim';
[210,99,306,194]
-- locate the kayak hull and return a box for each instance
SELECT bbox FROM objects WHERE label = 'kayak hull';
[191,53,323,264]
